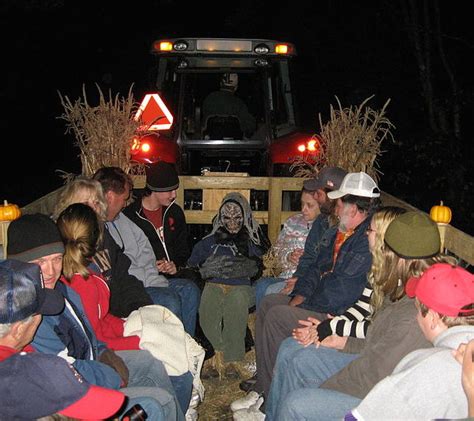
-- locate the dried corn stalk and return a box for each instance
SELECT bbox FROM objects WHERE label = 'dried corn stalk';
[57,84,145,177]
[291,96,395,183]
[262,246,284,278]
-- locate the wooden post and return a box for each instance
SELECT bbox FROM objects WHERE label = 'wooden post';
[268,177,282,244]
[0,221,10,259]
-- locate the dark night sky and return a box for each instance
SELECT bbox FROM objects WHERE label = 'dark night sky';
[1,1,473,234]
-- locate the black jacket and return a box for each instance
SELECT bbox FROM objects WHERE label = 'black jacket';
[123,196,191,273]
[91,229,153,318]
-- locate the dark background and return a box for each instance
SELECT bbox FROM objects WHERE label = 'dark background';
[1,0,473,234]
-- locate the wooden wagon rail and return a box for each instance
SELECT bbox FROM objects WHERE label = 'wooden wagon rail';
[1,174,473,267]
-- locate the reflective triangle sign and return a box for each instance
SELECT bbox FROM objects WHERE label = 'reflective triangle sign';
[134,93,173,130]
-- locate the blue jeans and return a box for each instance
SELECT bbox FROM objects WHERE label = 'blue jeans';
[170,371,193,415]
[168,278,200,337]
[146,279,200,336]
[117,350,185,421]
[266,337,359,421]
[146,286,182,321]
[255,277,284,309]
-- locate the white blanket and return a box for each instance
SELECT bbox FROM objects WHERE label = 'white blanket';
[123,304,205,399]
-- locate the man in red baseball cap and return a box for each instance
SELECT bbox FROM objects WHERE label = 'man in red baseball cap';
[350,263,474,420]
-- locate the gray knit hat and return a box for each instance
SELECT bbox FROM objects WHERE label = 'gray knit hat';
[384,211,441,259]
[7,214,65,262]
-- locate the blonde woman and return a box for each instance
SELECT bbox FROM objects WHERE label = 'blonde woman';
[52,177,154,318]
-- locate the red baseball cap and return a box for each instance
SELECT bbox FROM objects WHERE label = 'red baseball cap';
[406,263,474,317]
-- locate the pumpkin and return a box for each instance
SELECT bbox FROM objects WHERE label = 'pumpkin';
[0,200,21,221]
[430,201,452,224]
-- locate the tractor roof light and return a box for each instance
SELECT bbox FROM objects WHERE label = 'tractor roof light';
[275,44,289,54]
[297,144,306,152]
[254,43,270,54]
[159,41,173,52]
[173,40,189,51]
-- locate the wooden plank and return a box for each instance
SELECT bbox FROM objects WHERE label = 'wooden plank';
[0,221,9,259]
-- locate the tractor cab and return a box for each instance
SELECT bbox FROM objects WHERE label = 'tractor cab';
[139,37,316,175]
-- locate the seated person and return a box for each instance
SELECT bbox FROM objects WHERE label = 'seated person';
[349,263,474,421]
[52,178,154,319]
[56,202,194,414]
[255,166,347,308]
[188,192,269,379]
[93,166,200,337]
[202,73,256,138]
[247,172,380,398]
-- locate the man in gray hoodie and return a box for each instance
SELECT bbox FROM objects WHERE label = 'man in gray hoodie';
[349,262,474,421]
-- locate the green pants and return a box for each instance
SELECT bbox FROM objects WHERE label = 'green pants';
[199,283,254,362]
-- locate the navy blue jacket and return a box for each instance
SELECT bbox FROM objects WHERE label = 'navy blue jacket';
[293,213,330,279]
[31,282,122,389]
[293,216,372,315]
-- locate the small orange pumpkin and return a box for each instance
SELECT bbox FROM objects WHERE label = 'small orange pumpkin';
[430,201,452,224]
[0,200,21,221]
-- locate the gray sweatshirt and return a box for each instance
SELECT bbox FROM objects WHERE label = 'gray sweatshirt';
[106,212,168,288]
[352,325,474,420]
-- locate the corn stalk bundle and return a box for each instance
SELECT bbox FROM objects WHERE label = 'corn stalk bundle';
[57,84,145,177]
[291,96,395,183]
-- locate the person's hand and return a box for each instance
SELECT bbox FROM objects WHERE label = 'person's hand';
[288,248,304,265]
[99,349,129,387]
[317,334,348,350]
[289,294,305,307]
[157,259,177,275]
[453,339,474,416]
[292,316,321,347]
[280,277,297,295]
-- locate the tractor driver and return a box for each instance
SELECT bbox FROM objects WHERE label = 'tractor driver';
[202,73,256,138]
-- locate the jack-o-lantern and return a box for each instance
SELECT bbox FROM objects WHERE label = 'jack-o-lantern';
[430,201,452,224]
[0,200,21,221]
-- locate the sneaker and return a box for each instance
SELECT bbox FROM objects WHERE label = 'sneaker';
[189,387,201,409]
[230,391,261,412]
[232,397,265,420]
[185,407,198,421]
[239,373,258,392]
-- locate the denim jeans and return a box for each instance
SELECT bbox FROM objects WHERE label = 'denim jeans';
[254,277,284,309]
[168,278,200,337]
[146,286,182,320]
[146,278,200,336]
[265,337,359,421]
[278,388,361,420]
[117,349,185,421]
[170,371,193,415]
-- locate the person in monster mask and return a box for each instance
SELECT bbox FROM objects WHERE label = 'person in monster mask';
[187,192,269,379]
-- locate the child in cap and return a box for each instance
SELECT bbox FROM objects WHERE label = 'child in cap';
[350,263,474,420]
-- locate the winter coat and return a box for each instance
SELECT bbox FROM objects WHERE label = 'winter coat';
[30,282,122,389]
[293,217,372,315]
[61,271,140,351]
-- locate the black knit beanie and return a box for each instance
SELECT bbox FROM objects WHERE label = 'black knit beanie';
[7,214,65,262]
[145,161,180,192]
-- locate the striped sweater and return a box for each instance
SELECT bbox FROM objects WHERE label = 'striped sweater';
[317,283,373,341]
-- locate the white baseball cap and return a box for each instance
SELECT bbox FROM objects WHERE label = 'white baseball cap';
[327,172,380,199]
